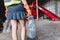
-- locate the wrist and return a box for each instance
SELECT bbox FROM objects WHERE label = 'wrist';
[24,4,30,10]
[26,9,31,12]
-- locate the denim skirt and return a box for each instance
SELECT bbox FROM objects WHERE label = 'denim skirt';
[7,3,26,20]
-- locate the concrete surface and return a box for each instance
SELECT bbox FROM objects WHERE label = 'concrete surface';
[0,20,60,40]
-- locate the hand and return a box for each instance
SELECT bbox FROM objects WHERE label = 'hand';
[5,7,8,16]
[23,4,32,19]
[26,9,32,19]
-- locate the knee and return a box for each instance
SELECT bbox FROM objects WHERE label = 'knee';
[21,26,26,30]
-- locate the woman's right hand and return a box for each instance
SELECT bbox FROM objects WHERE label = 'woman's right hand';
[5,7,8,16]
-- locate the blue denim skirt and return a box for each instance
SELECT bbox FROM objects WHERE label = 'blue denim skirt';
[7,3,26,20]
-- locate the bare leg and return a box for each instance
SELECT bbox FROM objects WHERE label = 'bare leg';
[11,20,18,40]
[19,20,26,40]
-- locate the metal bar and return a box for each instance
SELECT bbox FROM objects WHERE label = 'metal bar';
[36,0,39,20]
[55,0,58,15]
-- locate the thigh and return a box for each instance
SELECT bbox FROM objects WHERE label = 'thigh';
[19,20,26,27]
[10,20,18,29]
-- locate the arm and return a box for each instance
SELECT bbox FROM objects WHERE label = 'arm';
[21,0,29,9]
[5,7,8,17]
[21,0,31,17]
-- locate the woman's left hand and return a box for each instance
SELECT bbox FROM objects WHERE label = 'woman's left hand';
[26,9,32,19]
[23,4,32,19]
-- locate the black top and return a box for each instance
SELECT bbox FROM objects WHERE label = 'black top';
[0,0,6,22]
[0,0,5,12]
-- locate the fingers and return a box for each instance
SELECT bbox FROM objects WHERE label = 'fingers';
[26,13,32,20]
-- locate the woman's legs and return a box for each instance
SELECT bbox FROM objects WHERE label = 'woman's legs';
[19,20,26,40]
[11,20,26,40]
[11,20,18,40]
